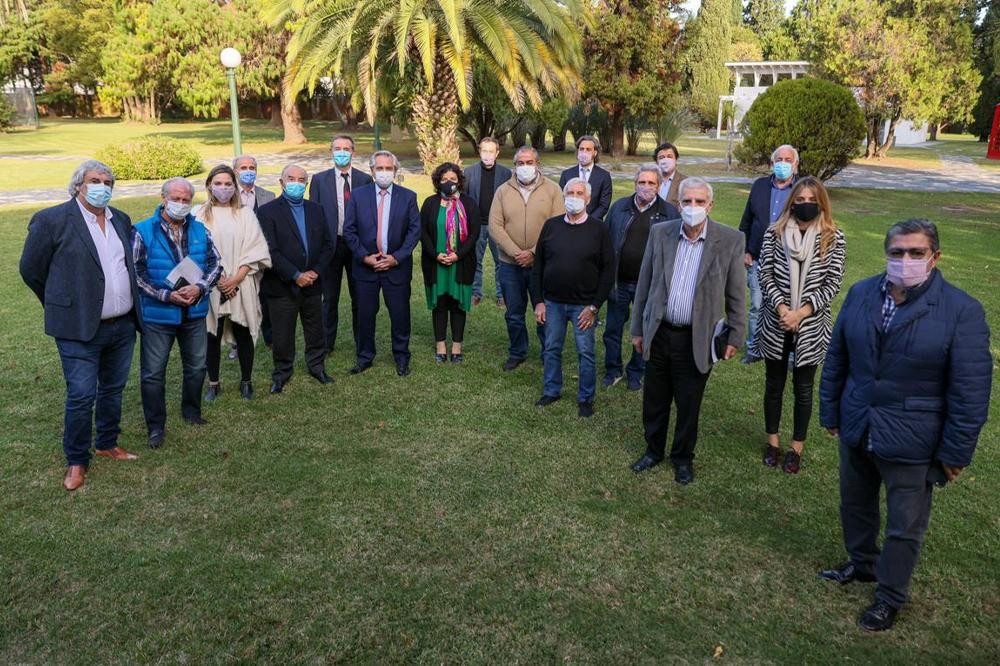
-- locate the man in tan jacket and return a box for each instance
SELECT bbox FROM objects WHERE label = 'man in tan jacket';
[488,145,565,371]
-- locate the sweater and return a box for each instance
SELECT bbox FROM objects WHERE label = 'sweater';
[488,176,565,264]
[530,215,614,307]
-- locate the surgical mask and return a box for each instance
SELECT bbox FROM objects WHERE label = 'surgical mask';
[791,202,820,222]
[283,182,306,202]
[332,150,352,168]
[636,184,657,204]
[164,200,192,220]
[480,153,496,168]
[237,170,256,186]
[515,165,536,184]
[773,161,794,181]
[886,256,931,288]
[658,157,676,174]
[681,205,707,227]
[211,185,236,203]
[578,151,593,166]
[565,196,586,215]
[374,171,394,189]
[439,181,459,197]
[84,183,112,208]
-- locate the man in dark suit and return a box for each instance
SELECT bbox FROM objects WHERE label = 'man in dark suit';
[309,134,373,354]
[629,178,746,485]
[343,150,421,376]
[257,164,335,393]
[558,135,613,221]
[465,137,512,306]
[19,160,145,491]
[234,154,277,346]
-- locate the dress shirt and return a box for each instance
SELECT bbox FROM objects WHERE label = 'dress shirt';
[769,176,794,223]
[664,222,708,326]
[579,165,592,182]
[133,212,222,303]
[335,169,350,235]
[564,213,588,226]
[377,184,393,254]
[239,186,256,210]
[634,195,656,213]
[76,200,132,319]
[658,173,675,201]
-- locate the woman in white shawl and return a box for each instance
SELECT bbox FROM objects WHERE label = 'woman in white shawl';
[195,164,272,400]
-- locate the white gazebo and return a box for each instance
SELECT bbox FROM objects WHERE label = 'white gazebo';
[716,61,810,139]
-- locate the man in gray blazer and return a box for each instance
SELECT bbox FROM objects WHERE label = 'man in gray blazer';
[234,154,276,345]
[464,137,512,306]
[628,177,746,484]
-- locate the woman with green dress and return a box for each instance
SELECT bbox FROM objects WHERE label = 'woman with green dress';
[420,162,481,363]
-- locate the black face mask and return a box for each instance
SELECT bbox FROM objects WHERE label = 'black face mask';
[439,181,459,197]
[791,202,820,222]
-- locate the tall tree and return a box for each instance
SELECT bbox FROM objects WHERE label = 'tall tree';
[685,0,735,127]
[972,0,1000,140]
[745,0,798,59]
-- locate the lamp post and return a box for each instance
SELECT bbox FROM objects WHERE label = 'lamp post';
[220,47,243,156]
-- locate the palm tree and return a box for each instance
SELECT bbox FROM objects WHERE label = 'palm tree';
[265,0,587,171]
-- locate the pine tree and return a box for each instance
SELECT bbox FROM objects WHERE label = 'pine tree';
[686,0,734,127]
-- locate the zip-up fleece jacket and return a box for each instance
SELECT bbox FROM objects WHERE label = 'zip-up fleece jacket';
[488,176,565,265]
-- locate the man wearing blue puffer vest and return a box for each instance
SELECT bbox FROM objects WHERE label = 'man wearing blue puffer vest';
[133,178,222,450]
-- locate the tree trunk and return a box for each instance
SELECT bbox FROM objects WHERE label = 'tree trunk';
[410,52,461,172]
[529,122,546,151]
[865,115,880,159]
[609,107,625,160]
[551,128,566,152]
[876,110,900,158]
[280,86,307,145]
[626,126,641,156]
[390,122,405,142]
[929,123,939,141]
[266,99,282,128]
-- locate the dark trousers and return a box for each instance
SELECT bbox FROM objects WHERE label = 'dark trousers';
[432,294,467,343]
[603,282,644,383]
[356,276,411,365]
[55,317,136,466]
[839,441,934,608]
[259,291,272,346]
[763,333,818,441]
[642,323,711,465]
[322,239,359,353]
[268,292,326,383]
[497,261,544,361]
[140,318,207,432]
[207,317,255,383]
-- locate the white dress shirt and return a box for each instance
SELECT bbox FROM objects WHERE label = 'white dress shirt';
[335,168,351,235]
[659,174,675,202]
[77,199,133,319]
[239,186,256,210]
[579,165,592,182]
[377,184,393,254]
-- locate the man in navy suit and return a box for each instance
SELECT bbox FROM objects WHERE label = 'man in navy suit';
[309,134,373,353]
[20,160,145,491]
[343,150,421,376]
[558,135,613,221]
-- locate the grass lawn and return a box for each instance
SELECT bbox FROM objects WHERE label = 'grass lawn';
[1,180,998,663]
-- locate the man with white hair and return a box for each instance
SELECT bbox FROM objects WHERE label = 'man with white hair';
[133,177,222,450]
[739,143,799,364]
[20,160,145,490]
[233,154,275,212]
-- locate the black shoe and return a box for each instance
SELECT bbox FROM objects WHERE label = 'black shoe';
[578,401,594,418]
[396,362,411,377]
[502,357,524,372]
[310,370,334,384]
[819,562,877,585]
[435,353,447,364]
[270,380,284,394]
[858,600,898,632]
[674,463,694,485]
[204,383,221,401]
[630,454,661,473]
[535,395,560,407]
[450,353,463,364]
[148,429,165,449]
[349,362,373,375]
[184,416,208,426]
[240,381,253,400]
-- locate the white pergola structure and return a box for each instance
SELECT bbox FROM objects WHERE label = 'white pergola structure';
[716,61,810,139]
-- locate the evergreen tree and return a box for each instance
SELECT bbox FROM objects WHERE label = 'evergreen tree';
[686,0,734,127]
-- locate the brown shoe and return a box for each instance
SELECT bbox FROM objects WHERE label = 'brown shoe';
[63,465,86,491]
[95,446,139,461]
[783,449,801,474]
[763,444,781,467]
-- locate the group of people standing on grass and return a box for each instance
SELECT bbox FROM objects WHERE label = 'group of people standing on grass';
[20,136,991,632]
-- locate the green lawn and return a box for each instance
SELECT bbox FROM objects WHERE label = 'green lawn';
[1,184,999,662]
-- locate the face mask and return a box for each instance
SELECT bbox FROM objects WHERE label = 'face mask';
[237,170,256,186]
[565,196,586,215]
[773,161,794,181]
[84,183,112,208]
[283,182,306,202]
[212,185,236,203]
[658,157,676,174]
[374,171,394,189]
[681,205,707,227]
[791,202,820,222]
[480,153,496,168]
[578,151,593,166]
[332,150,352,168]
[515,165,536,184]
[636,184,657,204]
[439,181,459,197]
[164,200,192,220]
[886,256,931,288]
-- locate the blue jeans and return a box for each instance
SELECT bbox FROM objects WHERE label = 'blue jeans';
[55,318,137,466]
[542,301,597,403]
[746,261,762,353]
[140,318,207,432]
[473,226,502,300]
[497,261,544,361]
[602,282,643,382]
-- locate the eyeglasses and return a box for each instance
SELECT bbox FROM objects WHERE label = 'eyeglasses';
[886,247,932,259]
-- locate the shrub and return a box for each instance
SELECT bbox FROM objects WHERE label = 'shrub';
[735,77,866,181]
[96,136,203,180]
[0,95,14,132]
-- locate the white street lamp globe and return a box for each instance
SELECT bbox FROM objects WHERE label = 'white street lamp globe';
[220,48,242,69]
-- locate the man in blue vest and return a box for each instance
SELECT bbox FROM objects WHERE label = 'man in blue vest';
[133,177,222,449]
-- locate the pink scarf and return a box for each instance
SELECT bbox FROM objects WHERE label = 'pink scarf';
[443,197,468,253]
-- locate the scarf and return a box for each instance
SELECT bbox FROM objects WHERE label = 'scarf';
[783,221,819,311]
[442,196,468,253]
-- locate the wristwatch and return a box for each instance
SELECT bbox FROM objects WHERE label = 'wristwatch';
[587,305,598,314]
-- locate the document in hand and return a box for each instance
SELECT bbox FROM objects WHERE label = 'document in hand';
[711,318,732,364]
[164,256,204,290]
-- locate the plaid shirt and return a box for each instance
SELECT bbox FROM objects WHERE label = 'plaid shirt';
[133,214,222,303]
[880,277,898,331]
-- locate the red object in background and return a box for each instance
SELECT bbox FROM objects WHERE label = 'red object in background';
[989,104,1000,160]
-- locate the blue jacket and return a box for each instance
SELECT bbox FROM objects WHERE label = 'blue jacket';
[343,183,421,286]
[134,212,211,325]
[605,194,678,298]
[739,175,793,260]
[819,270,991,467]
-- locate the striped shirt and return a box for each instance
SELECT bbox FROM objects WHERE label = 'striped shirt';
[133,214,222,303]
[880,278,898,331]
[664,223,707,326]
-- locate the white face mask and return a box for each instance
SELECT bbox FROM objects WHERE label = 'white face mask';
[577,150,593,166]
[681,205,707,227]
[564,196,586,216]
[658,157,676,174]
[164,200,192,220]
[515,165,537,184]
[374,171,394,189]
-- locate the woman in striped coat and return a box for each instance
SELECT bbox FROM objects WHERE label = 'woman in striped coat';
[754,176,846,473]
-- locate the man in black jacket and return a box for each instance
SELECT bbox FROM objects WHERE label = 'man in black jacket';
[465,137,511,306]
[558,135,613,221]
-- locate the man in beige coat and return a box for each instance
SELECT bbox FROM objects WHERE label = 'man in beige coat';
[488,146,565,371]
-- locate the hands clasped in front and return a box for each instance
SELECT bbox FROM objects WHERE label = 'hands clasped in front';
[363,253,399,271]
[168,284,202,306]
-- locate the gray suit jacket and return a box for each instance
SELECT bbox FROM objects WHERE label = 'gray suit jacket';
[630,217,746,374]
[254,186,276,211]
[464,161,512,212]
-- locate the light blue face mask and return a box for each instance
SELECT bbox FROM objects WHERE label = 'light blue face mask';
[773,161,794,181]
[284,182,306,201]
[84,183,112,208]
[332,150,352,168]
[238,170,256,186]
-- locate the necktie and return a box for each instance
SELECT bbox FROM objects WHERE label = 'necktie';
[377,189,387,255]
[342,173,351,202]
[582,168,590,182]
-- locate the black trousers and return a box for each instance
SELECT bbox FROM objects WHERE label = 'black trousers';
[431,294,467,343]
[322,240,359,353]
[763,332,818,441]
[642,323,711,464]
[259,291,272,345]
[207,316,255,383]
[355,276,411,366]
[839,440,934,608]
[268,292,326,383]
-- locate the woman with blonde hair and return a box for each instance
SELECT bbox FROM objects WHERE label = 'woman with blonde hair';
[755,176,846,473]
[194,164,271,400]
